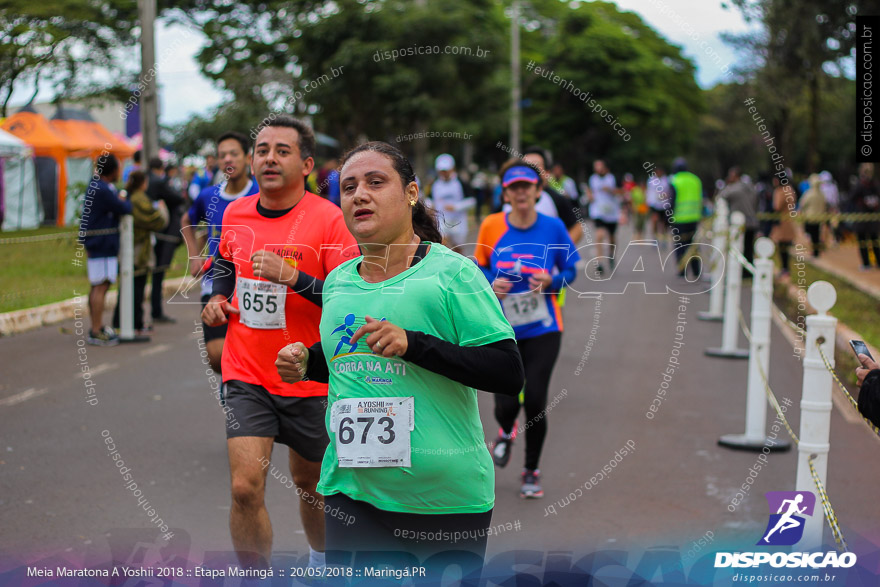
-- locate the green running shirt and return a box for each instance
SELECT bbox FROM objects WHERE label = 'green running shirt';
[317,243,515,514]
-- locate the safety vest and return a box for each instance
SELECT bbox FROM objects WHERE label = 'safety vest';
[671,171,702,223]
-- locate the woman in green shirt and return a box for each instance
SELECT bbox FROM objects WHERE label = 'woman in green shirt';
[275,142,524,569]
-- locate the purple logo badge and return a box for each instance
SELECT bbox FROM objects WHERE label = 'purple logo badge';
[757,491,816,546]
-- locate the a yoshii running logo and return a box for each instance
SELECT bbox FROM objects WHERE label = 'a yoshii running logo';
[758,491,815,546]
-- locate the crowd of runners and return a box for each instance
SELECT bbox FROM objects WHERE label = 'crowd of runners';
[81,109,826,573]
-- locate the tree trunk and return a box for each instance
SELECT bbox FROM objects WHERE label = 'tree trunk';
[807,71,820,174]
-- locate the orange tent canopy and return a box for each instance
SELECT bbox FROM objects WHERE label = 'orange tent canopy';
[50,119,136,160]
[2,111,72,225]
[2,111,70,161]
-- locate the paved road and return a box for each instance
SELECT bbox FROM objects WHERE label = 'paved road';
[2,225,878,577]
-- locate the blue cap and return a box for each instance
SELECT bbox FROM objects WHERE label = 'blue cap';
[502,165,540,187]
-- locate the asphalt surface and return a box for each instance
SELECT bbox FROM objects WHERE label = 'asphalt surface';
[2,223,879,577]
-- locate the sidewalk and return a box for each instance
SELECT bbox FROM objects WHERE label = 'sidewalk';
[805,240,880,300]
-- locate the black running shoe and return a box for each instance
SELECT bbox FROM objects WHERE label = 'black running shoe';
[520,469,544,499]
[492,434,513,468]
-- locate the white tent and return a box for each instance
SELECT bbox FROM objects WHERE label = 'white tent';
[0,128,43,230]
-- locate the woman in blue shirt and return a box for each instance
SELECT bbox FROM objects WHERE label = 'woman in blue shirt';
[475,160,580,498]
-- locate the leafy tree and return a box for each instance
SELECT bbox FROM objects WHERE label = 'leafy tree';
[518,0,704,179]
[0,0,139,116]
[724,0,861,172]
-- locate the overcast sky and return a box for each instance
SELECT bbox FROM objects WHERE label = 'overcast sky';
[9,0,755,125]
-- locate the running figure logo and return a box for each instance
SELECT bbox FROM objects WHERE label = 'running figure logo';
[757,491,816,546]
[330,313,387,357]
[331,313,359,356]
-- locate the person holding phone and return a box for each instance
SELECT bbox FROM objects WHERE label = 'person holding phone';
[853,340,880,428]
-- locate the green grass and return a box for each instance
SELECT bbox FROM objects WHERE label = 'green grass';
[0,227,189,313]
[773,254,880,388]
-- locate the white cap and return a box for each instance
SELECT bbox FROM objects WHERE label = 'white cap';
[435,154,455,171]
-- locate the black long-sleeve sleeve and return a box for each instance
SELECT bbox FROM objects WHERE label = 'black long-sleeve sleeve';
[303,334,524,395]
[291,271,324,307]
[211,252,236,299]
[858,369,880,428]
[402,332,523,395]
[306,341,330,383]
[210,250,323,306]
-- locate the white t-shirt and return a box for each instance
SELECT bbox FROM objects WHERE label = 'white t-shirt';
[200,179,256,297]
[646,175,672,210]
[431,175,474,243]
[589,173,620,222]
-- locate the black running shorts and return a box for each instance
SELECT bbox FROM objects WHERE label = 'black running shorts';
[223,379,330,462]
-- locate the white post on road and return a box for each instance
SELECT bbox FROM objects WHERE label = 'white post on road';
[117,217,150,343]
[118,216,135,341]
[795,281,837,551]
[705,211,749,359]
[718,238,790,452]
[698,198,728,321]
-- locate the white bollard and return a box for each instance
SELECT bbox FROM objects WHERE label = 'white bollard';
[698,198,728,321]
[705,211,749,359]
[795,281,837,551]
[117,216,150,343]
[118,215,135,341]
[718,238,791,452]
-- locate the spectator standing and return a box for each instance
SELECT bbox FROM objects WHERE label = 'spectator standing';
[799,173,827,258]
[718,167,759,264]
[769,175,798,276]
[112,171,169,333]
[851,163,880,270]
[146,157,185,323]
[80,154,132,345]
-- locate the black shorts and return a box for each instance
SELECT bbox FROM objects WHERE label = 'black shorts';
[324,492,492,572]
[201,294,227,342]
[593,218,618,235]
[223,380,330,462]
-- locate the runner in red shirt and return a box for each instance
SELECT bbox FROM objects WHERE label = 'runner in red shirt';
[201,115,357,569]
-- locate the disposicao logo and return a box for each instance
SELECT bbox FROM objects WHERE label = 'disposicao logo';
[758,491,815,546]
[714,491,857,569]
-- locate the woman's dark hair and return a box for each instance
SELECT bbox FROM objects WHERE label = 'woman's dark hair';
[125,170,147,195]
[340,141,442,243]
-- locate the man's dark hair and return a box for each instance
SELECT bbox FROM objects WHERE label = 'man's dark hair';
[523,146,551,169]
[260,115,316,161]
[96,153,119,177]
[149,156,164,171]
[217,131,250,155]
[133,150,142,164]
[728,166,742,180]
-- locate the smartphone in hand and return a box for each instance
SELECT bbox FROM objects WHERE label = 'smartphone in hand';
[850,340,874,363]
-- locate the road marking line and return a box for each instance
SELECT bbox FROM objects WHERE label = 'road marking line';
[0,387,49,407]
[140,344,171,357]
[86,363,118,377]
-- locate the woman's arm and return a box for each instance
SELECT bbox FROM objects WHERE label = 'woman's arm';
[304,341,329,383]
[402,332,523,396]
